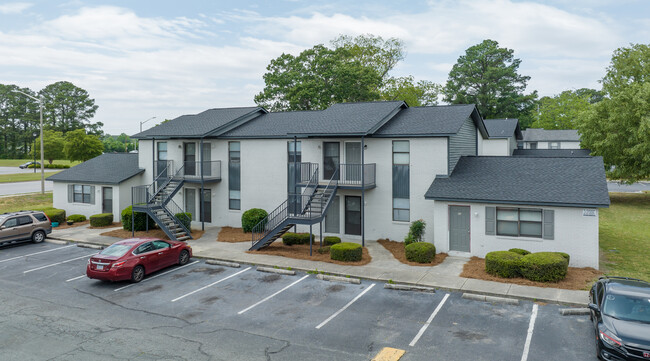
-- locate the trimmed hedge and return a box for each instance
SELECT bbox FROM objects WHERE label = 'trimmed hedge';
[28,163,70,169]
[323,236,341,246]
[556,252,570,264]
[90,213,113,227]
[121,206,156,231]
[67,214,86,222]
[330,242,363,262]
[519,252,568,282]
[317,246,330,254]
[485,251,523,278]
[405,242,436,263]
[175,212,192,230]
[508,248,531,256]
[282,232,311,246]
[45,209,66,224]
[241,208,268,232]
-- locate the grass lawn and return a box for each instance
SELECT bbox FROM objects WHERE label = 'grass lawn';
[0,192,54,213]
[0,171,61,183]
[0,159,80,167]
[599,192,650,281]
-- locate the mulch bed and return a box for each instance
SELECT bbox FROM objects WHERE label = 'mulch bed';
[217,227,251,243]
[100,228,205,241]
[89,222,122,229]
[377,239,448,267]
[54,220,90,230]
[247,242,372,266]
[460,256,602,290]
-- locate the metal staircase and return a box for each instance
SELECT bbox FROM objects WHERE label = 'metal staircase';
[132,163,193,242]
[250,166,338,251]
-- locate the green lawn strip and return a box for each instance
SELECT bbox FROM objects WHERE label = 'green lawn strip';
[599,192,650,281]
[0,159,80,167]
[0,193,54,213]
[0,171,61,183]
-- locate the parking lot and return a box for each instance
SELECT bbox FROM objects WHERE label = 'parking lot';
[0,242,597,360]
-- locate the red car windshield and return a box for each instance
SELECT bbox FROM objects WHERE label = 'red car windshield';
[99,244,132,257]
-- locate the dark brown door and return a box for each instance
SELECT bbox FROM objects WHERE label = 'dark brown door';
[323,142,340,180]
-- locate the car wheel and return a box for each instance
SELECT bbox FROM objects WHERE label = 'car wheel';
[32,230,45,243]
[179,250,190,266]
[131,265,145,283]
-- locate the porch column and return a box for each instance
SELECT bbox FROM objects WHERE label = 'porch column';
[361,136,365,247]
[293,135,297,232]
[152,138,155,189]
[200,137,205,231]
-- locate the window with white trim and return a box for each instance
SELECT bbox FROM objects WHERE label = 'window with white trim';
[496,208,542,238]
[549,142,560,149]
[73,185,92,204]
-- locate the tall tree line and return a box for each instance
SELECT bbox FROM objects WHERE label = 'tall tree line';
[0,81,101,159]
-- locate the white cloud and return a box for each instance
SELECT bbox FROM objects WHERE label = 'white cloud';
[0,2,32,14]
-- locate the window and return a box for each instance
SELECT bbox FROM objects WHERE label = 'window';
[18,216,33,226]
[229,142,241,210]
[73,185,92,204]
[134,242,154,255]
[2,218,18,228]
[33,213,47,222]
[392,140,410,221]
[529,142,538,149]
[152,240,170,250]
[549,142,560,149]
[496,208,542,238]
[288,141,302,214]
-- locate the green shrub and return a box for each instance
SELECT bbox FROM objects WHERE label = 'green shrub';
[282,232,311,246]
[323,236,341,246]
[121,206,156,231]
[241,208,268,232]
[67,214,86,222]
[175,212,192,230]
[404,219,426,246]
[45,208,66,224]
[519,252,568,282]
[317,246,330,254]
[508,248,531,256]
[405,242,436,263]
[90,213,113,227]
[555,252,571,263]
[485,251,523,278]
[27,163,70,169]
[330,242,362,262]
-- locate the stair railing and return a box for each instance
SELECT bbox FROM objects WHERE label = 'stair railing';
[150,164,185,204]
[318,168,339,216]
[251,199,289,247]
[159,197,192,239]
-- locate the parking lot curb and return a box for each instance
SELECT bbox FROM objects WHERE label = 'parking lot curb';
[384,283,436,293]
[76,243,103,250]
[559,308,590,316]
[462,293,519,305]
[316,274,361,284]
[205,260,240,268]
[45,239,68,245]
[257,266,296,275]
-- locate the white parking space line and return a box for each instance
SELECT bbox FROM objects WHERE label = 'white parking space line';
[114,260,200,292]
[409,293,450,347]
[23,254,94,274]
[66,275,86,282]
[316,283,375,329]
[520,304,539,361]
[0,245,76,263]
[171,267,251,302]
[238,274,310,315]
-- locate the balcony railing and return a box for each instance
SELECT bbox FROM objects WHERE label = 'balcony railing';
[181,160,221,180]
[338,163,375,187]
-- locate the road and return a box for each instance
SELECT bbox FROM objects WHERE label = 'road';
[0,180,53,196]
[607,181,649,193]
[0,241,596,361]
[0,166,60,175]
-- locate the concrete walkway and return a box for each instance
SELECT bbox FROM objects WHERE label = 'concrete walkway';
[49,224,589,306]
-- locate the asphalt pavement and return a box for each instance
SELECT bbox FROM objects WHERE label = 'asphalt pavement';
[0,180,53,196]
[0,166,60,175]
[0,241,597,361]
[607,181,649,193]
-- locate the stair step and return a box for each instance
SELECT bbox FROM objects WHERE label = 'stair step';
[177,236,190,241]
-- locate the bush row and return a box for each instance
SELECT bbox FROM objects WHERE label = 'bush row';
[282,232,312,246]
[67,214,86,222]
[90,213,113,227]
[45,209,66,224]
[28,163,70,169]
[121,206,156,231]
[175,212,192,230]
[485,249,569,282]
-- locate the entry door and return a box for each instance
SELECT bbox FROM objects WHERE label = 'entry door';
[323,142,340,180]
[102,187,113,214]
[344,142,361,183]
[449,206,470,252]
[184,188,196,221]
[345,196,361,235]
[184,143,196,176]
[200,189,211,223]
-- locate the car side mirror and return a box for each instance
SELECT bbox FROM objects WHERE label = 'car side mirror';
[588,303,600,313]
[0,226,4,230]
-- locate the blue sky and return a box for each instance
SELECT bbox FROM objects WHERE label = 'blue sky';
[1,0,648,134]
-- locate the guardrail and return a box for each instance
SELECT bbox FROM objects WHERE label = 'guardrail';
[182,160,221,179]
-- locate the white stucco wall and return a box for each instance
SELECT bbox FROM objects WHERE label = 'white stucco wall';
[481,138,510,156]
[560,141,581,149]
[432,200,600,268]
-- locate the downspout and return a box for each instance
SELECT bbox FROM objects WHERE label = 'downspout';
[152,138,155,190]
[293,135,297,232]
[361,136,365,248]
[200,137,205,231]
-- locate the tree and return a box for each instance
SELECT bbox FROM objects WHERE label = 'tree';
[381,76,440,106]
[531,90,592,129]
[63,129,103,162]
[443,39,537,126]
[103,133,136,153]
[39,81,102,135]
[32,130,65,164]
[577,43,650,183]
[331,34,404,83]
[0,84,39,158]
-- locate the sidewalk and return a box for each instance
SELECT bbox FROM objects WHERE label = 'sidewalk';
[49,224,589,306]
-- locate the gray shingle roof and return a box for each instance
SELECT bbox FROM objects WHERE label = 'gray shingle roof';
[513,149,591,157]
[132,107,262,139]
[220,111,320,138]
[522,128,580,142]
[374,105,477,136]
[425,156,609,207]
[484,118,522,139]
[47,153,144,185]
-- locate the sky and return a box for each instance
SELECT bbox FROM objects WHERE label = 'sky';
[1,0,648,135]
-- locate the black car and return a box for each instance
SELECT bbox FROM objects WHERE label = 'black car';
[589,276,650,360]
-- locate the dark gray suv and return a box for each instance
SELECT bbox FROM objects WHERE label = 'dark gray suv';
[0,211,52,246]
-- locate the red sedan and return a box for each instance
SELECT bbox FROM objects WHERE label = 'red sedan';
[87,238,192,283]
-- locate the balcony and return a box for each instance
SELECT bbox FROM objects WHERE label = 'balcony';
[297,162,375,190]
[181,160,222,183]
